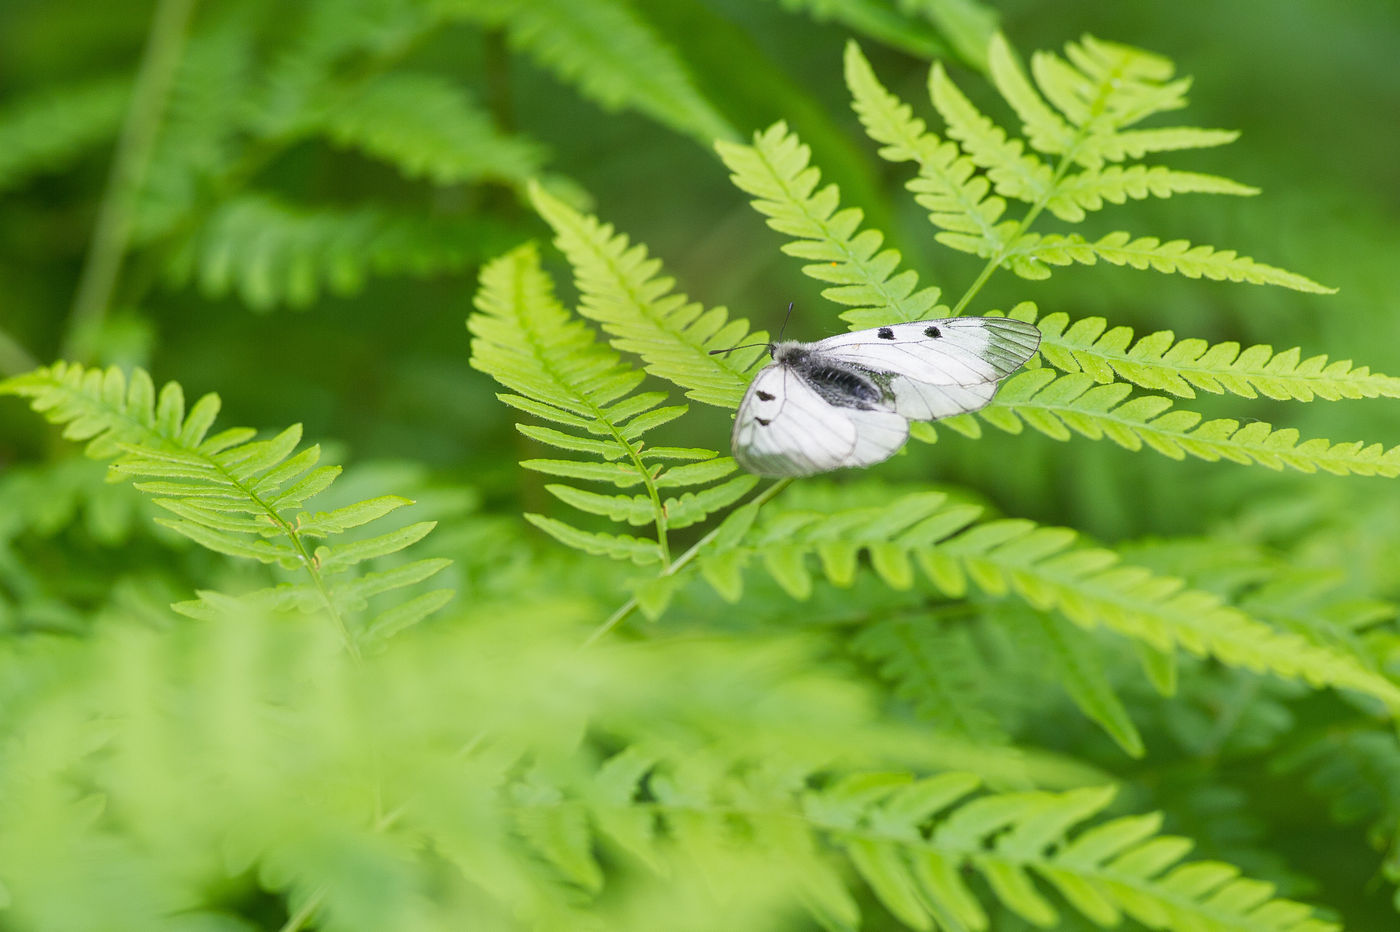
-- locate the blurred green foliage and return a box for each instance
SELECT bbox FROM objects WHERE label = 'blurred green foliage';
[2,0,1400,929]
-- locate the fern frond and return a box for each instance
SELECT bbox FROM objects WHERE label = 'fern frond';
[955,368,1400,476]
[1014,231,1335,292]
[928,60,1057,211]
[166,194,519,309]
[993,604,1146,758]
[806,776,1339,931]
[717,119,948,329]
[844,42,1017,285]
[439,0,734,144]
[853,614,1011,744]
[319,72,546,186]
[0,362,449,651]
[1025,308,1400,401]
[469,243,751,568]
[845,35,1331,294]
[769,0,977,63]
[0,76,128,192]
[529,183,765,408]
[251,0,434,138]
[1048,165,1258,221]
[695,489,1400,711]
[133,17,258,242]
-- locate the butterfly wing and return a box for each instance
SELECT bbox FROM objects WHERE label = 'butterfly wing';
[808,317,1041,420]
[732,363,909,477]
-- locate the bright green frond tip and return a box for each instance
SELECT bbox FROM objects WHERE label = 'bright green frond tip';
[0,362,450,650]
[837,33,1334,293]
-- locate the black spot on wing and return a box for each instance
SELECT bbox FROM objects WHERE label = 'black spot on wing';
[756,390,775,401]
[877,327,895,339]
[924,325,941,338]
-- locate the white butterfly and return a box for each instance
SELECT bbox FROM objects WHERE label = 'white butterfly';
[729,317,1041,477]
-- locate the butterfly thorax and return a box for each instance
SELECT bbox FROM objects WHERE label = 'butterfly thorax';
[773,342,886,411]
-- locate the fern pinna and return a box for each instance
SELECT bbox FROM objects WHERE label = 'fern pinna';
[0,363,450,653]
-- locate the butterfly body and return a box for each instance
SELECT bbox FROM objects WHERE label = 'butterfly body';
[731,317,1040,477]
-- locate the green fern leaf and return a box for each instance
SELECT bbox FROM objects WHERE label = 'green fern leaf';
[967,367,1400,475]
[1000,606,1145,758]
[135,18,259,242]
[845,41,1015,274]
[167,194,519,309]
[769,0,972,61]
[853,615,1011,744]
[1026,308,1400,401]
[929,61,1056,212]
[530,183,764,407]
[1049,165,1258,221]
[1016,231,1336,292]
[697,489,1400,711]
[470,243,743,566]
[718,117,948,329]
[319,72,546,186]
[0,362,448,649]
[440,0,734,144]
[0,76,128,192]
[807,776,1340,932]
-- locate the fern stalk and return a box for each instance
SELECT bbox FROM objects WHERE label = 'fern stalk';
[583,478,792,646]
[63,0,197,361]
[948,49,1126,314]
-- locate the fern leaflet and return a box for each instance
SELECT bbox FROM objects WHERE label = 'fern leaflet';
[949,368,1400,477]
[0,362,450,651]
[438,0,734,144]
[0,76,129,192]
[844,34,1332,292]
[468,242,755,570]
[165,194,522,309]
[319,72,546,186]
[1025,307,1400,401]
[717,119,949,330]
[530,183,766,408]
[694,489,1400,711]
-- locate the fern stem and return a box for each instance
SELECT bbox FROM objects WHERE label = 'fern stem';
[952,49,1130,315]
[582,478,791,646]
[62,0,197,361]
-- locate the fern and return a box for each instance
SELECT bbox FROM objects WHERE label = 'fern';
[720,118,1396,476]
[1025,307,1400,401]
[437,0,734,144]
[319,71,546,187]
[469,242,755,572]
[165,194,522,309]
[0,76,129,192]
[939,367,1400,477]
[853,612,1014,745]
[0,362,451,652]
[717,121,949,330]
[842,36,1332,292]
[763,0,988,64]
[692,488,1400,712]
[530,182,767,408]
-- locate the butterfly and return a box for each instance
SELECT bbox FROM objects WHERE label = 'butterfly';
[725,317,1041,477]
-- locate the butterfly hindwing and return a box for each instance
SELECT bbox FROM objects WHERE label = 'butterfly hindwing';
[732,365,908,477]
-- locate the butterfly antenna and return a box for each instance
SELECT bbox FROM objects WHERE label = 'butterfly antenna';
[708,342,771,356]
[707,301,794,356]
